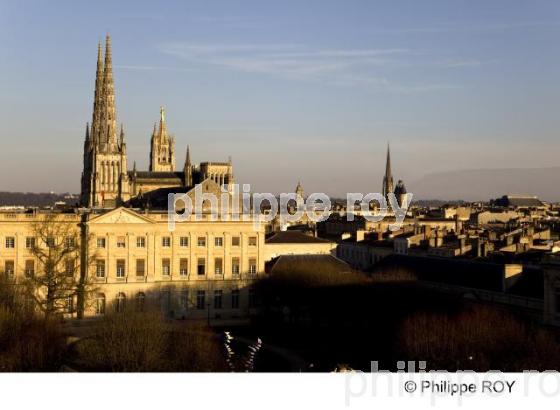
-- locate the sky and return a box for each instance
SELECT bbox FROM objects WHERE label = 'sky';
[0,0,559,198]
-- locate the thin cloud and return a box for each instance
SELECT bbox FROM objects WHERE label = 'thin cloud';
[157,42,476,92]
[158,42,409,78]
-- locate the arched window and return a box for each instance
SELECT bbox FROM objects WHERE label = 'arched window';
[95,293,106,315]
[136,292,146,312]
[115,292,126,313]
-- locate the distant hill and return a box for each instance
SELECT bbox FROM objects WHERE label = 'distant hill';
[410,167,560,202]
[0,192,78,208]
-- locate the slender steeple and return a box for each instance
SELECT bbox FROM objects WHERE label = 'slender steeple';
[184,145,193,186]
[382,143,394,198]
[159,106,167,135]
[102,34,117,147]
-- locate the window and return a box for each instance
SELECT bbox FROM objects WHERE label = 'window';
[95,293,106,315]
[196,290,205,310]
[116,259,126,278]
[197,236,206,247]
[248,287,256,308]
[180,236,188,247]
[117,236,126,248]
[249,258,257,275]
[162,236,171,247]
[25,237,35,249]
[179,258,188,276]
[162,258,171,276]
[136,259,145,277]
[231,289,240,309]
[136,292,146,312]
[65,237,75,248]
[180,290,189,309]
[249,236,257,246]
[96,260,105,278]
[197,258,206,276]
[46,237,55,248]
[214,290,223,309]
[25,260,35,277]
[65,295,74,313]
[97,237,106,248]
[5,237,15,249]
[136,236,146,248]
[65,258,75,277]
[116,292,126,313]
[231,236,240,247]
[214,258,223,275]
[232,257,240,276]
[4,260,14,276]
[214,237,223,247]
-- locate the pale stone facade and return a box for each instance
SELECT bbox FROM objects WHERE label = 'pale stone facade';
[0,207,265,319]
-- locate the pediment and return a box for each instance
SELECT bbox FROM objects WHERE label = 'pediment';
[89,207,154,224]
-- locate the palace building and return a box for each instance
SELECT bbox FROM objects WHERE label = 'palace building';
[0,208,265,320]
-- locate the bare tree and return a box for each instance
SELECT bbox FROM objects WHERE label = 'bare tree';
[22,213,97,319]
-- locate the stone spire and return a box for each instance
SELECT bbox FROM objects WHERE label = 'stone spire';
[184,145,193,186]
[295,181,304,200]
[382,143,394,198]
[119,123,126,151]
[159,106,167,136]
[102,34,117,147]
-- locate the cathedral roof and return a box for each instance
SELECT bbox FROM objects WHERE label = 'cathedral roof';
[129,171,183,180]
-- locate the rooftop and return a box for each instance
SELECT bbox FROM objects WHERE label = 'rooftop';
[266,231,333,244]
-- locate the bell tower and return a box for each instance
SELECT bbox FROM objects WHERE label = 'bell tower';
[149,106,176,172]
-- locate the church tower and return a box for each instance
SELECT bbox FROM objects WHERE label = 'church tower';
[382,144,394,199]
[149,107,176,172]
[295,181,304,201]
[81,35,129,208]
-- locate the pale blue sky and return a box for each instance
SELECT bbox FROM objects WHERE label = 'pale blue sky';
[0,0,559,197]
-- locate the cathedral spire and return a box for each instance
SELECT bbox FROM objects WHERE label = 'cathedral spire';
[102,34,116,145]
[385,143,392,179]
[184,145,193,187]
[159,106,167,136]
[382,143,394,198]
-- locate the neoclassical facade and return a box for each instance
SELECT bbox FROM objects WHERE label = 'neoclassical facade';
[0,207,265,319]
[80,36,233,209]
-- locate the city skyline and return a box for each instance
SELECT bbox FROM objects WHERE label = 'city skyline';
[1,0,559,199]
